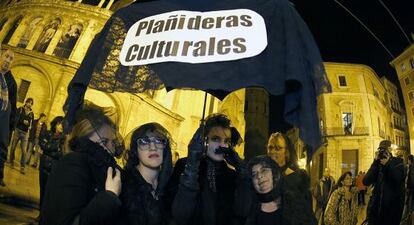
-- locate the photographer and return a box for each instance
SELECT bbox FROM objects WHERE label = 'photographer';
[363,140,405,225]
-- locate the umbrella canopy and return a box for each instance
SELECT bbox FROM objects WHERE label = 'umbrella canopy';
[65,0,331,156]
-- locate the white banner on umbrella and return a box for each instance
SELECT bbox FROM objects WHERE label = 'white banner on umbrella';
[120,9,268,66]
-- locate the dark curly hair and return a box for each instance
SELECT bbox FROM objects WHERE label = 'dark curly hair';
[337,171,353,188]
[50,116,64,133]
[248,155,281,187]
[204,113,242,146]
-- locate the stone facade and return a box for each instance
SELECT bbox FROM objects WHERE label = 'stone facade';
[309,62,406,184]
[390,43,414,154]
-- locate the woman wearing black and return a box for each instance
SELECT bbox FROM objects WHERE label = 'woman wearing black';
[40,108,124,225]
[266,132,317,225]
[119,122,173,225]
[246,155,282,225]
[38,116,65,210]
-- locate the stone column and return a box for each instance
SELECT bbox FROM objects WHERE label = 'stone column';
[97,0,105,8]
[8,16,31,46]
[45,23,68,55]
[105,0,115,10]
[0,19,14,43]
[70,20,99,63]
[26,18,47,50]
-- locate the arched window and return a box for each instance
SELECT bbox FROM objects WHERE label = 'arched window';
[53,23,83,59]
[33,18,61,53]
[17,17,43,48]
[1,16,22,44]
[0,17,8,33]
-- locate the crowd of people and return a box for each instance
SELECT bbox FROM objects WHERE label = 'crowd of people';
[2,45,414,225]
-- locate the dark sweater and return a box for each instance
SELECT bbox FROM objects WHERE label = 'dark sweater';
[171,157,241,225]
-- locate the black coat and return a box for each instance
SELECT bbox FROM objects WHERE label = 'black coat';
[39,131,64,174]
[171,157,246,225]
[363,157,405,225]
[119,165,171,225]
[280,170,316,225]
[40,138,122,225]
[4,71,17,131]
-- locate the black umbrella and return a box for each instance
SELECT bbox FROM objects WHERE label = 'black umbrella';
[65,0,331,158]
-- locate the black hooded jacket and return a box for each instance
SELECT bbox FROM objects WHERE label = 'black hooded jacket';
[40,137,122,225]
[363,157,405,225]
[170,157,244,225]
[119,145,173,225]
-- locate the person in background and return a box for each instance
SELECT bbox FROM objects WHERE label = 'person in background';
[324,171,359,225]
[38,116,65,211]
[267,132,317,225]
[0,48,17,186]
[26,113,47,168]
[9,97,34,174]
[355,171,366,206]
[313,168,336,225]
[363,140,405,225]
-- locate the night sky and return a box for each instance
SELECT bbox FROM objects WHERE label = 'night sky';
[292,0,414,94]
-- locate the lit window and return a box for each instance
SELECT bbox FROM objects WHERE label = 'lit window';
[338,75,347,87]
[342,112,352,135]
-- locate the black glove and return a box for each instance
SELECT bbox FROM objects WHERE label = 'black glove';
[220,146,247,176]
[180,125,205,190]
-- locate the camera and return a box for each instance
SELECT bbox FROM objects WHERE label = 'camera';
[377,146,390,160]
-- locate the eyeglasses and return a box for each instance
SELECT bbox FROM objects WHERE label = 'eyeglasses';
[137,137,166,151]
[267,145,286,152]
[251,167,272,179]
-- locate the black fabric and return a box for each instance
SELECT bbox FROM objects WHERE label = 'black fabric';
[363,157,405,225]
[4,71,17,131]
[170,157,247,225]
[0,103,10,180]
[15,106,34,132]
[40,138,122,225]
[256,209,282,225]
[65,0,331,154]
[119,165,171,225]
[38,130,65,208]
[280,170,316,225]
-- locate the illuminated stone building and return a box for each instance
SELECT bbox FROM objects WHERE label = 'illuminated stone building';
[0,0,245,157]
[390,41,414,153]
[309,62,406,183]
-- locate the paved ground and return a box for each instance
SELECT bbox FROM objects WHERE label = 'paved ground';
[0,146,39,224]
[0,202,38,225]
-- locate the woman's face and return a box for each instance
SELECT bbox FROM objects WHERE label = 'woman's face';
[137,131,165,169]
[251,164,274,194]
[267,136,287,167]
[342,174,353,187]
[89,125,117,155]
